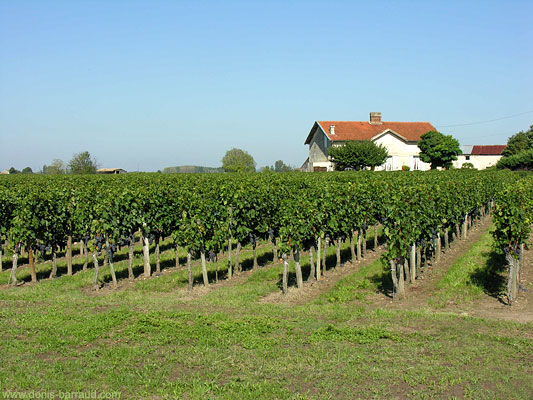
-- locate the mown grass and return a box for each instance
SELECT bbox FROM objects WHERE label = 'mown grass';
[430,229,508,308]
[0,231,531,399]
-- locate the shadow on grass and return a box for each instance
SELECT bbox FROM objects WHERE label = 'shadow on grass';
[279,240,386,291]
[470,251,507,299]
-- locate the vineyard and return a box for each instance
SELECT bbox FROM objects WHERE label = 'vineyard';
[0,170,532,399]
[0,170,531,303]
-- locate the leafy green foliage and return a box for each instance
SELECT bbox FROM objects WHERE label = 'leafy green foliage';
[43,159,66,174]
[222,148,256,173]
[328,140,389,170]
[68,151,97,174]
[418,130,461,169]
[501,125,533,157]
[492,177,533,256]
[273,160,293,172]
[496,149,533,170]
[0,170,520,280]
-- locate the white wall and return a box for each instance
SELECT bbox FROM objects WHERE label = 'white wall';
[373,133,430,171]
[453,155,502,169]
[307,130,432,171]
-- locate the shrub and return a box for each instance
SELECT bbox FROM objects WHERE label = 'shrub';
[496,149,533,170]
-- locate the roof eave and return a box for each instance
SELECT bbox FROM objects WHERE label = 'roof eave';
[371,129,408,142]
[304,121,331,145]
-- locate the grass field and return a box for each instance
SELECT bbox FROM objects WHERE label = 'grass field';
[0,232,531,399]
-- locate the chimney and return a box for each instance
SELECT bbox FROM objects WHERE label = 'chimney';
[329,125,335,135]
[369,112,382,125]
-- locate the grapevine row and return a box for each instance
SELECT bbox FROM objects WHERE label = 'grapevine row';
[0,171,523,296]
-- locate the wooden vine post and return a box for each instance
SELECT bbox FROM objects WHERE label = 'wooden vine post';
[282,253,289,294]
[294,246,303,289]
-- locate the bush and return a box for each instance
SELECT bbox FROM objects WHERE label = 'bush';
[401,165,410,171]
[461,162,475,169]
[496,149,533,170]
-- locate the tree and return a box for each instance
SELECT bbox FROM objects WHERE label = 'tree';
[222,148,256,173]
[43,159,66,174]
[417,131,461,170]
[68,151,97,174]
[8,167,20,174]
[328,140,389,171]
[501,125,533,157]
[21,167,33,174]
[273,160,293,172]
[496,149,533,170]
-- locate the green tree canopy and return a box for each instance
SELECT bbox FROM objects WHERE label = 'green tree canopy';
[501,125,533,157]
[43,159,66,175]
[273,160,293,172]
[21,167,33,174]
[417,131,461,169]
[328,140,389,171]
[222,148,256,173]
[496,149,533,170]
[68,151,97,174]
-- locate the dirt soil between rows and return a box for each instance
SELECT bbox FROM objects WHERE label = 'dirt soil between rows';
[262,217,533,324]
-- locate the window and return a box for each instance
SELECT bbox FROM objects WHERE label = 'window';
[465,155,470,160]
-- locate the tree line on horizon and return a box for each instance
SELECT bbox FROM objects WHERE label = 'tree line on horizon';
[3,126,531,174]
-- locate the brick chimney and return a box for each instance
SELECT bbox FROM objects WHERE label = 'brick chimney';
[329,125,335,135]
[369,112,382,125]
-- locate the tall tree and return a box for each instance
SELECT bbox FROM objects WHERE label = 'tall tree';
[273,160,293,172]
[222,148,256,173]
[417,131,461,169]
[43,159,66,174]
[328,140,389,171]
[68,151,97,174]
[21,167,33,174]
[501,125,533,157]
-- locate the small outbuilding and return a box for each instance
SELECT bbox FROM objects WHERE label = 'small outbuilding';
[453,145,506,169]
[96,168,127,174]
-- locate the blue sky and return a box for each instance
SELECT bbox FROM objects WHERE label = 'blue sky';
[1,0,532,172]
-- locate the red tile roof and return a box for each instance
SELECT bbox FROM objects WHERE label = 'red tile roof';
[305,121,436,144]
[470,145,506,155]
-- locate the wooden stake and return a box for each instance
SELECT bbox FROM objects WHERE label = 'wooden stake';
[187,250,192,290]
[282,254,288,294]
[308,245,315,281]
[10,253,18,286]
[294,247,303,288]
[316,237,321,280]
[28,245,37,283]
[67,235,72,276]
[142,235,151,278]
[128,242,134,280]
[200,250,208,286]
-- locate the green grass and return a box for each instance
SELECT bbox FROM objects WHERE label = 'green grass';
[430,229,507,308]
[0,231,531,399]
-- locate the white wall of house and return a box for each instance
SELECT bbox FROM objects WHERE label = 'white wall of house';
[373,132,430,171]
[453,155,502,169]
[307,128,332,171]
[307,129,433,171]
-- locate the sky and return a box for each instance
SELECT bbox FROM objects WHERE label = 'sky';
[1,0,532,172]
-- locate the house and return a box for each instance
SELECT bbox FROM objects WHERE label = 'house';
[453,145,506,169]
[96,168,127,174]
[304,112,436,171]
